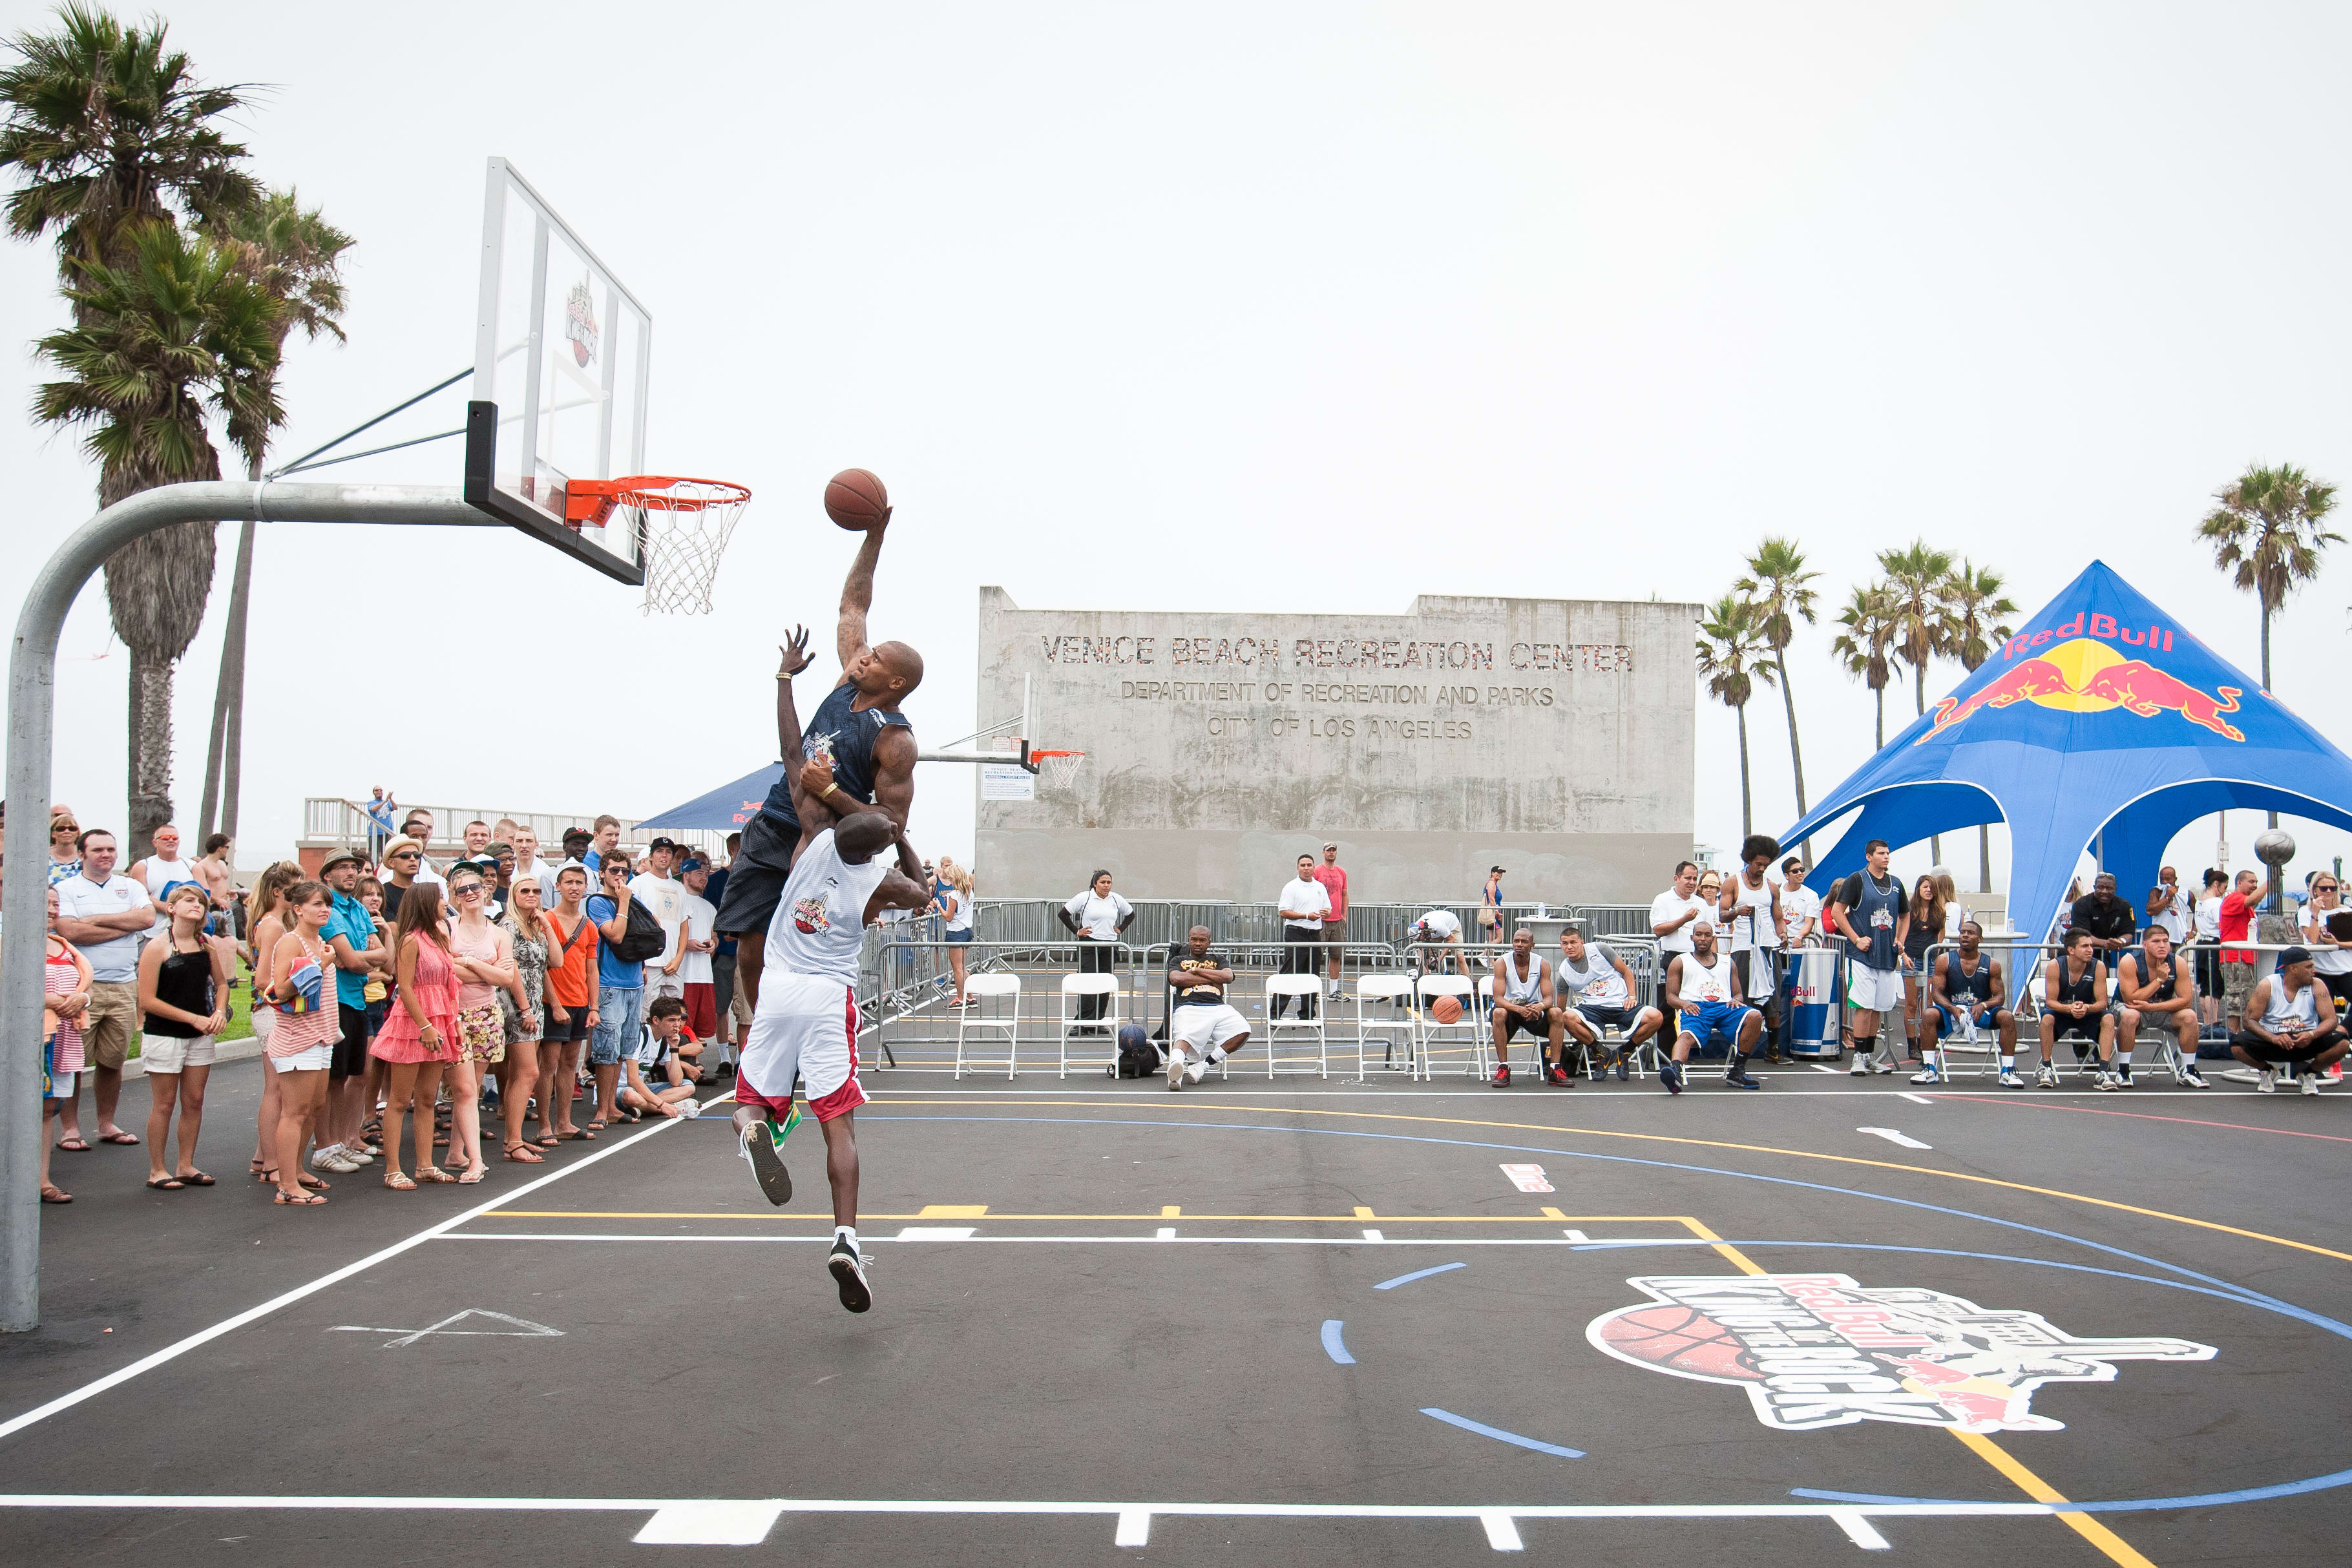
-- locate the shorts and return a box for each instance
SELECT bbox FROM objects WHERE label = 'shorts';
[1677,999,1756,1048]
[541,996,587,1043]
[683,981,717,1041]
[1495,1008,1547,1043]
[712,810,797,940]
[140,1032,218,1074]
[82,981,136,1070]
[45,1069,76,1100]
[1845,964,1902,1013]
[1933,1001,2002,1035]
[2222,957,2260,1012]
[589,985,647,1067]
[454,1003,506,1065]
[271,1042,332,1073]
[945,928,974,945]
[251,1006,276,1044]
[2050,1013,2103,1045]
[1575,1002,1646,1032]
[364,998,388,1040]
[737,970,867,1124]
[2231,1029,2339,1063]
[1171,1002,1250,1054]
[2194,947,2222,998]
[332,1003,371,1077]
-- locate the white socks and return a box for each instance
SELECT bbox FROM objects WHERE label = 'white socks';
[835,1224,858,1248]
[1206,1044,1228,1064]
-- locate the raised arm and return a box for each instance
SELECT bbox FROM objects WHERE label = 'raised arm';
[775,625,812,764]
[837,523,890,671]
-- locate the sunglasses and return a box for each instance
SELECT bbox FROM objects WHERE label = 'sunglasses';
[451,883,485,897]
[51,824,77,835]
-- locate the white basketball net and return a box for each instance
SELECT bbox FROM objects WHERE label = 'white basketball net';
[1036,750,1087,790]
[620,478,751,615]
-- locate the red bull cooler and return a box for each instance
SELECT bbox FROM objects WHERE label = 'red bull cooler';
[1782,946,1843,1058]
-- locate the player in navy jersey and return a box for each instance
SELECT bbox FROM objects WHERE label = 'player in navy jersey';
[715,510,925,1016]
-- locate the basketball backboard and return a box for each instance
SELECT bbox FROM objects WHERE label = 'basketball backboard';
[466,156,650,584]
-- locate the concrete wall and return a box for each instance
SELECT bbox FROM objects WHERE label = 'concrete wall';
[974,589,1698,903]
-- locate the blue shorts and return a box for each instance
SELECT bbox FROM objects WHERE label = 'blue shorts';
[944,929,973,945]
[590,985,646,1067]
[1933,1000,2001,1032]
[1678,999,1755,1047]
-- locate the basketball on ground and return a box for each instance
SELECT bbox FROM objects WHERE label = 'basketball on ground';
[824,468,889,530]
[1431,994,1464,1025]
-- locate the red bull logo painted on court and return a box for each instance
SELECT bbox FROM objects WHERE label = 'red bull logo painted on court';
[1920,634,2243,744]
[1587,1273,2214,1434]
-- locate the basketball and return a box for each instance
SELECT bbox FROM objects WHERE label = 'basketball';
[1597,1304,1754,1380]
[1431,994,1463,1025]
[824,468,889,530]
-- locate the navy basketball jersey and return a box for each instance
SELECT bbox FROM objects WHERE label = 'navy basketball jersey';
[760,680,914,828]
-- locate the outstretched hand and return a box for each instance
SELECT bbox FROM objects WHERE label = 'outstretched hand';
[777,625,813,677]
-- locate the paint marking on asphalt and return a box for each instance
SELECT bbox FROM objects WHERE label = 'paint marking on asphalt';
[1857,1127,1933,1151]
[1319,1321,1354,1365]
[895,1226,977,1241]
[1420,1408,1585,1459]
[1374,1262,1468,1290]
[1898,1093,1933,1106]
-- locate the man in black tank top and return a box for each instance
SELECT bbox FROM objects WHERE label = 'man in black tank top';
[2036,928,2116,1090]
[716,513,926,1016]
[1918,919,2015,1085]
[2117,925,2206,1087]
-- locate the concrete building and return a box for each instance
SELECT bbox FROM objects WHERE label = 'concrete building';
[974,588,1698,902]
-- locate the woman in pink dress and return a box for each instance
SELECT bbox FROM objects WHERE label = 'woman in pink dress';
[370,882,459,1189]
[260,881,342,1206]
[41,886,93,1205]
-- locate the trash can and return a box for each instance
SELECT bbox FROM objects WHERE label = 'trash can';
[1783,946,1842,1058]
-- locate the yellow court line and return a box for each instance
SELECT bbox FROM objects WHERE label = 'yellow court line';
[1677,1216,1767,1276]
[875,1098,2352,1266]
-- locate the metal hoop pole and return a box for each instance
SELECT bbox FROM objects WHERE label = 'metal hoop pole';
[3,480,501,1331]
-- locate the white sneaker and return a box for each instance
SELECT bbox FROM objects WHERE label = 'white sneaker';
[1186,1058,1208,1083]
[1167,1049,1186,1092]
[1998,1070,2024,1087]
[309,1145,346,1171]
[2179,1063,2209,1087]
[2037,1065,2060,1089]
[1911,1067,1946,1085]
[1849,1059,1869,1076]
[2258,1069,2277,1094]
[2094,1072,2117,1092]
[1870,1061,1895,1075]
[2302,1074,2322,1096]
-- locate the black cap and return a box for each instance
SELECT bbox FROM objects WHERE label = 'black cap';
[2280,945,2313,967]
[648,835,680,852]
[1490,865,1507,875]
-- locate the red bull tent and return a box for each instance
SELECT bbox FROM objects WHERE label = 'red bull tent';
[1777,560,2352,963]
[633,763,785,833]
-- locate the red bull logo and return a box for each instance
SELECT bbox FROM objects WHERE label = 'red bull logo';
[1587,1273,2214,1434]
[1920,637,2242,744]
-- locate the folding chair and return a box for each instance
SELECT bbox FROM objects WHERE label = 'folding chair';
[1262,974,1328,1078]
[954,972,1021,1080]
[1415,974,1482,1080]
[1353,974,1415,1079]
[1058,973,1122,1079]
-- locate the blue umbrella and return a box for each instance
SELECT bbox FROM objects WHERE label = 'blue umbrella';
[634,764,787,833]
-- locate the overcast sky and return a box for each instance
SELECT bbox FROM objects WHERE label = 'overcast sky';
[7,2,2351,901]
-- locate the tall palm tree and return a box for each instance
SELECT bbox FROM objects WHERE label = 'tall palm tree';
[3,2,258,857]
[1877,541,1961,861]
[1832,582,1900,749]
[1942,559,2020,892]
[2200,463,2342,828]
[1734,536,1819,853]
[195,189,353,844]
[32,221,278,849]
[1697,596,1777,839]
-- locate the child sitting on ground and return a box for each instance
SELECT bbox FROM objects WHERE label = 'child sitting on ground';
[616,995,704,1120]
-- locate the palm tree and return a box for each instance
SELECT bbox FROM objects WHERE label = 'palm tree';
[195,189,353,844]
[1876,541,1961,861]
[1832,582,1900,749]
[1942,559,2020,891]
[1697,596,1778,839]
[2200,463,2342,827]
[32,220,278,849]
[3,2,259,857]
[1734,536,1819,853]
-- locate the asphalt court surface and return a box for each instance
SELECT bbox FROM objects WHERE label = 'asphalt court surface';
[5,1065,2351,1565]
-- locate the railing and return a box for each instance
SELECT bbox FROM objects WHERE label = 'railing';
[299,797,726,861]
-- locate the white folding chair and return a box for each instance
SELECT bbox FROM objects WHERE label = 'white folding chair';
[1058,973,1123,1079]
[1415,974,1482,1080]
[1353,974,1415,1079]
[955,972,1021,1080]
[1262,975,1328,1078]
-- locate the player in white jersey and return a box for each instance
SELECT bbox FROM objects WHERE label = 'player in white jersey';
[733,810,930,1311]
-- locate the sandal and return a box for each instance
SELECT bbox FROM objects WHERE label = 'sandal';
[178,1171,216,1186]
[40,1184,72,1204]
[567,1127,596,1141]
[98,1131,140,1146]
[298,1172,331,1191]
[145,1175,186,1191]
[414,1166,457,1184]
[254,1166,278,1185]
[383,1171,417,1191]
[55,1136,90,1153]
[457,1167,489,1184]
[273,1190,327,1206]
[503,1142,545,1164]
[534,1133,562,1149]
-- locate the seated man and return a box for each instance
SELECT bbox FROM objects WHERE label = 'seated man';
[616,996,704,1120]
[2117,924,2207,1089]
[1552,926,1664,1081]
[2231,945,2349,1095]
[1408,908,1471,981]
[1487,928,1563,1088]
[1917,919,2015,1085]
[1166,926,1250,1091]
[1659,918,1763,1094]
[2037,928,2115,1090]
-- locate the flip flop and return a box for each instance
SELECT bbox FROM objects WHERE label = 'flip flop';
[177,1171,216,1187]
[145,1176,185,1191]
[40,1185,72,1204]
[56,1137,90,1152]
[457,1167,488,1184]
[568,1129,596,1141]
[98,1131,140,1145]
[273,1190,327,1206]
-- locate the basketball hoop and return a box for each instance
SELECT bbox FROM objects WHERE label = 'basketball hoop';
[565,475,751,615]
[1031,749,1087,790]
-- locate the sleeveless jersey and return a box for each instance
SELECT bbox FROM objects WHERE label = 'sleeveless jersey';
[143,853,198,936]
[2260,976,2320,1034]
[2053,956,2100,1011]
[1729,874,1778,952]
[1556,946,1629,1007]
[759,680,915,828]
[1499,953,1547,1007]
[761,828,891,985]
[1943,950,1996,1005]
[1678,950,1735,1005]
[2127,950,2179,1005]
[1842,871,1903,972]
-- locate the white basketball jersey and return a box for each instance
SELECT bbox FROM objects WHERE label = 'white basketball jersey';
[1680,950,1735,1004]
[1500,954,1547,1006]
[762,828,891,985]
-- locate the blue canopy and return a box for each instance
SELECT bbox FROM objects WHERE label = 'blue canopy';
[633,764,784,833]
[1778,561,2352,954]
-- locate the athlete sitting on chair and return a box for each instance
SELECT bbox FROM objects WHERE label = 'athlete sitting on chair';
[2116,924,2205,1089]
[1659,919,1763,1094]
[1488,927,1564,1087]
[1917,919,2015,1085]
[1166,926,1250,1091]
[1552,926,1664,1081]
[733,810,931,1312]
[2037,928,2116,1089]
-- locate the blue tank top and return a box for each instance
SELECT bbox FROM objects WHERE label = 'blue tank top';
[759,680,914,827]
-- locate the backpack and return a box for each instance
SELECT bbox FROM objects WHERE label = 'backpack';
[1109,1022,1162,1079]
[604,897,667,965]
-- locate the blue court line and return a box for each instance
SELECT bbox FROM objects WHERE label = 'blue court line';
[1320,1321,1354,1364]
[1420,1407,1585,1458]
[1794,1468,2352,1514]
[1374,1262,1466,1290]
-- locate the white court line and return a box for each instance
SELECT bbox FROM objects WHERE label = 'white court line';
[437,1233,1710,1248]
[0,1113,692,1443]
[1898,1092,1933,1105]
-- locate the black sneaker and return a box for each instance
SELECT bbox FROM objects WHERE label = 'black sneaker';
[739,1120,793,1207]
[1659,1060,1683,1096]
[1723,1065,1762,1090]
[1614,1052,1630,1082]
[828,1236,873,1313]
[1489,1065,1511,1089]
[1547,1064,1571,1087]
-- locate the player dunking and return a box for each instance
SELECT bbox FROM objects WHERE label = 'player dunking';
[733,808,931,1311]
[714,510,924,1018]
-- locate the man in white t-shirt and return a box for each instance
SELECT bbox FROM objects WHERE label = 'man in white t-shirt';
[1275,852,1332,1019]
[1650,861,1708,1014]
[52,829,154,1145]
[1409,908,1469,978]
[630,837,690,999]
[1778,856,1822,946]
[2146,864,2194,945]
[126,822,198,939]
[678,856,722,1060]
